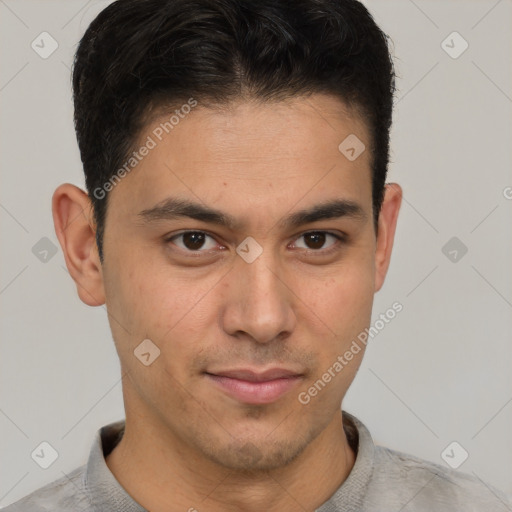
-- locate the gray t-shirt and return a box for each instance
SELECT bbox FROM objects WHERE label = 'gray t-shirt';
[2,411,511,511]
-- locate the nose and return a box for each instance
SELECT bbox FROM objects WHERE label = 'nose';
[220,251,297,344]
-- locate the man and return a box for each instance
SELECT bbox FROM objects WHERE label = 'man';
[4,0,511,511]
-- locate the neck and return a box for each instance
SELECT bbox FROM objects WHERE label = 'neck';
[105,410,356,512]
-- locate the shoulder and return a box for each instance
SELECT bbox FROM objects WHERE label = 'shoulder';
[365,445,512,511]
[0,465,92,512]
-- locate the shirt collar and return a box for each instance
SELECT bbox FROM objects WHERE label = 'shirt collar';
[84,420,146,511]
[84,411,375,512]
[317,411,376,511]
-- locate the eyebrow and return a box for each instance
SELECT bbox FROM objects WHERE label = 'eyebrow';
[137,197,367,230]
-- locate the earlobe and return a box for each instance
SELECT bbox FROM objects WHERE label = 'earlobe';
[52,183,106,306]
[374,183,402,292]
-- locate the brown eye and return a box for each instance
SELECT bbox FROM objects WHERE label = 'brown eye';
[168,231,218,251]
[303,232,326,249]
[183,232,206,250]
[293,231,341,251]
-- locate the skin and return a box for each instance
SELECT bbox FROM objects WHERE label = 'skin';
[53,94,402,512]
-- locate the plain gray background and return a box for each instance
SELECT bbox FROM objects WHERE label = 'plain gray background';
[1,0,511,507]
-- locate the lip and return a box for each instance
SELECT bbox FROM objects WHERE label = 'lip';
[205,368,304,405]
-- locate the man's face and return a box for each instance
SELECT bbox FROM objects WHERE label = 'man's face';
[100,95,383,470]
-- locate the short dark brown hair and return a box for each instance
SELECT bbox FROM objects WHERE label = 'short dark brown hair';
[72,0,396,262]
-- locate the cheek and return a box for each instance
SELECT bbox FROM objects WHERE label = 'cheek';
[104,257,222,366]
[302,260,375,333]
[102,257,167,359]
[337,269,374,327]
[296,267,374,401]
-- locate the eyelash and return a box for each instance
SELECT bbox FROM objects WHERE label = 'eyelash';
[164,230,346,256]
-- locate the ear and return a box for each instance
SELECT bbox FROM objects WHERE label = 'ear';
[374,183,402,292]
[52,183,105,306]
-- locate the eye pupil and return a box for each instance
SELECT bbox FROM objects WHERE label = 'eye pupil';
[305,232,326,249]
[183,232,205,250]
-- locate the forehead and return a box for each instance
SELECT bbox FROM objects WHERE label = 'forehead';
[106,94,372,225]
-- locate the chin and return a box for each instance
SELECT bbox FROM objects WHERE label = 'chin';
[201,430,314,472]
